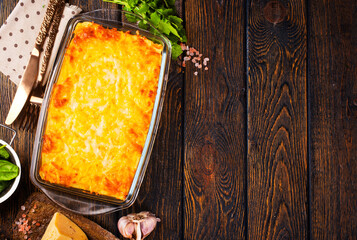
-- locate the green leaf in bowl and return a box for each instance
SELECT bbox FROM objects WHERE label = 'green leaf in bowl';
[0,160,19,181]
[0,145,10,160]
[0,180,11,193]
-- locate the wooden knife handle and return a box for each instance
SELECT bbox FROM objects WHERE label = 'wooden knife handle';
[38,0,66,86]
[35,0,60,48]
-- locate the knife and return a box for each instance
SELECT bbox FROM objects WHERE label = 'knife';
[5,0,60,125]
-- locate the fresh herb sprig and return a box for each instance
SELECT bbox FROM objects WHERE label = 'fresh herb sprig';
[104,0,187,59]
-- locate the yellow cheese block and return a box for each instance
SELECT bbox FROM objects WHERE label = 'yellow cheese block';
[41,212,88,240]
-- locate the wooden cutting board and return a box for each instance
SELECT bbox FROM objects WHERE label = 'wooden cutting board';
[12,192,120,240]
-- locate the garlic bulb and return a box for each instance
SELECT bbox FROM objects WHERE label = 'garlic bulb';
[118,211,161,240]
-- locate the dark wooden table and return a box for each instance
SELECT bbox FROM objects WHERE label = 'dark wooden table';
[1,0,356,239]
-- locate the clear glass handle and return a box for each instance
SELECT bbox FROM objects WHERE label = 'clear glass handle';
[42,187,119,215]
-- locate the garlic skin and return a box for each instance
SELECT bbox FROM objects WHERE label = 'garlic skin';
[118,217,136,239]
[118,211,161,240]
[140,214,160,237]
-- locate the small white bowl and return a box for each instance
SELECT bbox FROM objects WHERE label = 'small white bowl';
[0,139,21,203]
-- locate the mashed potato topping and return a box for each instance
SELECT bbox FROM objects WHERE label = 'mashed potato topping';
[39,22,163,200]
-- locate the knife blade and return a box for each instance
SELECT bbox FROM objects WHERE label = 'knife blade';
[5,48,40,125]
[5,0,60,125]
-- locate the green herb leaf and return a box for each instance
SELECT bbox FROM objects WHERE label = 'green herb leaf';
[164,0,175,8]
[171,42,183,59]
[168,15,182,26]
[0,180,11,193]
[0,145,10,160]
[134,4,150,15]
[0,160,19,181]
[149,11,160,25]
[103,0,187,60]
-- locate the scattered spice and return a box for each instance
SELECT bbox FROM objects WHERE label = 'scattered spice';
[31,204,37,213]
[179,43,209,75]
[15,204,41,239]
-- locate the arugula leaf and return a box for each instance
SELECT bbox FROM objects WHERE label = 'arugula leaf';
[0,160,19,181]
[0,145,10,160]
[103,0,187,60]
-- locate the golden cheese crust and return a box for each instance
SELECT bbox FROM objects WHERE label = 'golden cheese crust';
[39,22,163,200]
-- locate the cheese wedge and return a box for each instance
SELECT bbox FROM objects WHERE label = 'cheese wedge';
[41,212,88,240]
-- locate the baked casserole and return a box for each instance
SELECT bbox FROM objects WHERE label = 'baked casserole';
[39,22,163,200]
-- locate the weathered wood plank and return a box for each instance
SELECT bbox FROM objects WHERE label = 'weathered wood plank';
[184,0,246,239]
[126,0,184,238]
[309,0,357,238]
[0,1,36,239]
[128,70,183,240]
[117,1,184,239]
[247,0,308,239]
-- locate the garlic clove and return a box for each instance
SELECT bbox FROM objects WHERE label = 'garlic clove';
[140,215,161,238]
[117,211,161,240]
[118,217,136,239]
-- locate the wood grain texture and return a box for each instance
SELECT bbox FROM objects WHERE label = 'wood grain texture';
[125,0,184,238]
[1,0,356,239]
[247,0,308,239]
[184,0,246,239]
[127,68,183,240]
[308,0,357,238]
[0,1,37,239]
[12,192,119,240]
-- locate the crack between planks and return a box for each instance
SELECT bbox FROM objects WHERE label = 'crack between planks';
[181,2,186,240]
[244,0,250,239]
[306,0,312,239]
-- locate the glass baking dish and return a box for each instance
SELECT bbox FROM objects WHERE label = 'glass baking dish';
[30,9,171,215]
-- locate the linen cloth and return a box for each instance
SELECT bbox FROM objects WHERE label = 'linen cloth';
[0,0,82,85]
